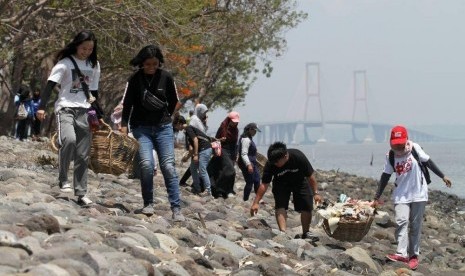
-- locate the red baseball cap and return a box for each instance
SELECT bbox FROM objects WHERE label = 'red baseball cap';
[390,125,408,145]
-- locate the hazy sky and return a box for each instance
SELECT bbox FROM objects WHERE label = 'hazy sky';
[206,0,465,132]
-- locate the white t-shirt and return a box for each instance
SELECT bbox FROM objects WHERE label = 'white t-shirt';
[48,56,100,112]
[240,137,252,166]
[382,142,430,204]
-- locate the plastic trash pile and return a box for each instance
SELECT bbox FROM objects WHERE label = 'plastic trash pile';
[315,194,376,234]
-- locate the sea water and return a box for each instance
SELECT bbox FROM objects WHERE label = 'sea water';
[259,141,464,199]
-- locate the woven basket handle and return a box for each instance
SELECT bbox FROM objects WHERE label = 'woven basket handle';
[101,120,112,132]
[50,132,59,152]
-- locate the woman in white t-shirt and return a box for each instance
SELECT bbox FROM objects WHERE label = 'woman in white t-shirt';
[37,30,101,206]
[373,125,452,270]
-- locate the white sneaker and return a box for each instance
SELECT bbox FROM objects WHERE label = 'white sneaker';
[60,182,73,193]
[78,195,93,205]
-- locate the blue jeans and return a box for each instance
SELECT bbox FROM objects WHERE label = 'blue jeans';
[239,162,260,201]
[132,124,181,210]
[190,148,212,193]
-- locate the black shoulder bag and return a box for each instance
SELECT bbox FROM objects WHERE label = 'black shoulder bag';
[141,71,168,111]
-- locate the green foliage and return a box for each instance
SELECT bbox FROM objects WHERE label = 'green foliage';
[0,0,307,116]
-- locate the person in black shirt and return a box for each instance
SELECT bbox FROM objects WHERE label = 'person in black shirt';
[185,123,213,196]
[120,45,184,221]
[250,142,323,241]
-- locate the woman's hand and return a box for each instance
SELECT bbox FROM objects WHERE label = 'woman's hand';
[120,126,128,135]
[250,203,259,216]
[313,194,323,205]
[247,164,253,174]
[443,176,452,188]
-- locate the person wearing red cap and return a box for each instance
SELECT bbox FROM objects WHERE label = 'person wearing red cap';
[373,125,452,270]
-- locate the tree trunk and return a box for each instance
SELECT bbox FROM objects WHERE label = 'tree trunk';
[0,62,17,137]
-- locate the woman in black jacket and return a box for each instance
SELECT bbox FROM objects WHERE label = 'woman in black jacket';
[120,45,184,221]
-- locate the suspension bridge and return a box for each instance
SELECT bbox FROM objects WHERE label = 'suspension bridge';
[254,63,444,146]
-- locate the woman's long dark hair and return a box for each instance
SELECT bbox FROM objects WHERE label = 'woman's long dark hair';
[216,117,238,144]
[55,30,98,68]
[17,85,31,101]
[130,44,165,69]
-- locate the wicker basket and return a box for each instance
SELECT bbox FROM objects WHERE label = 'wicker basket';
[322,215,375,242]
[51,123,139,176]
[256,151,268,176]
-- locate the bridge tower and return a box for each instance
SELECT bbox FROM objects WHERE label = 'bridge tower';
[303,62,326,143]
[351,70,372,143]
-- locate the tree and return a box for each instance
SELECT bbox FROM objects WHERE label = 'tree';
[0,0,307,136]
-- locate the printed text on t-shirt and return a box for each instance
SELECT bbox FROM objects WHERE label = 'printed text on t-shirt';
[276,168,299,177]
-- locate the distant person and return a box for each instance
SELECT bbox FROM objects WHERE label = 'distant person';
[209,111,239,198]
[180,103,210,188]
[238,123,261,201]
[186,109,194,125]
[250,141,322,242]
[37,30,100,206]
[120,44,184,221]
[217,111,240,161]
[14,85,33,141]
[373,125,452,270]
[31,89,42,141]
[175,114,213,196]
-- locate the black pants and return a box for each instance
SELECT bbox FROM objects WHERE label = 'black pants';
[16,119,29,140]
[208,153,236,198]
[180,168,191,184]
[32,115,41,136]
[180,167,205,191]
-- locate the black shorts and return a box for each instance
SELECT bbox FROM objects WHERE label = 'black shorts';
[271,179,313,212]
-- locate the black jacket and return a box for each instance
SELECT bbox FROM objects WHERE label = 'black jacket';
[121,69,178,128]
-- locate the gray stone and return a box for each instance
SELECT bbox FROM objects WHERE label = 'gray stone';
[207,234,252,260]
[120,232,152,248]
[157,260,190,276]
[50,259,97,276]
[23,213,61,234]
[0,169,19,181]
[26,263,71,276]
[0,247,29,268]
[0,265,17,275]
[344,246,381,273]
[18,235,44,254]
[242,228,273,240]
[154,233,179,253]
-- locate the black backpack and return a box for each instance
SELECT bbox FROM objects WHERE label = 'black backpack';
[389,146,431,184]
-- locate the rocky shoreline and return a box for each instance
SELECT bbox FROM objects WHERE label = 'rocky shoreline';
[0,136,464,276]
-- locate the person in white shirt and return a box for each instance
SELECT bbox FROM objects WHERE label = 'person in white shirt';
[37,30,101,206]
[237,123,261,201]
[373,125,452,270]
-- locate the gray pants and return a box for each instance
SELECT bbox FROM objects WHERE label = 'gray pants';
[394,201,427,258]
[56,107,91,196]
